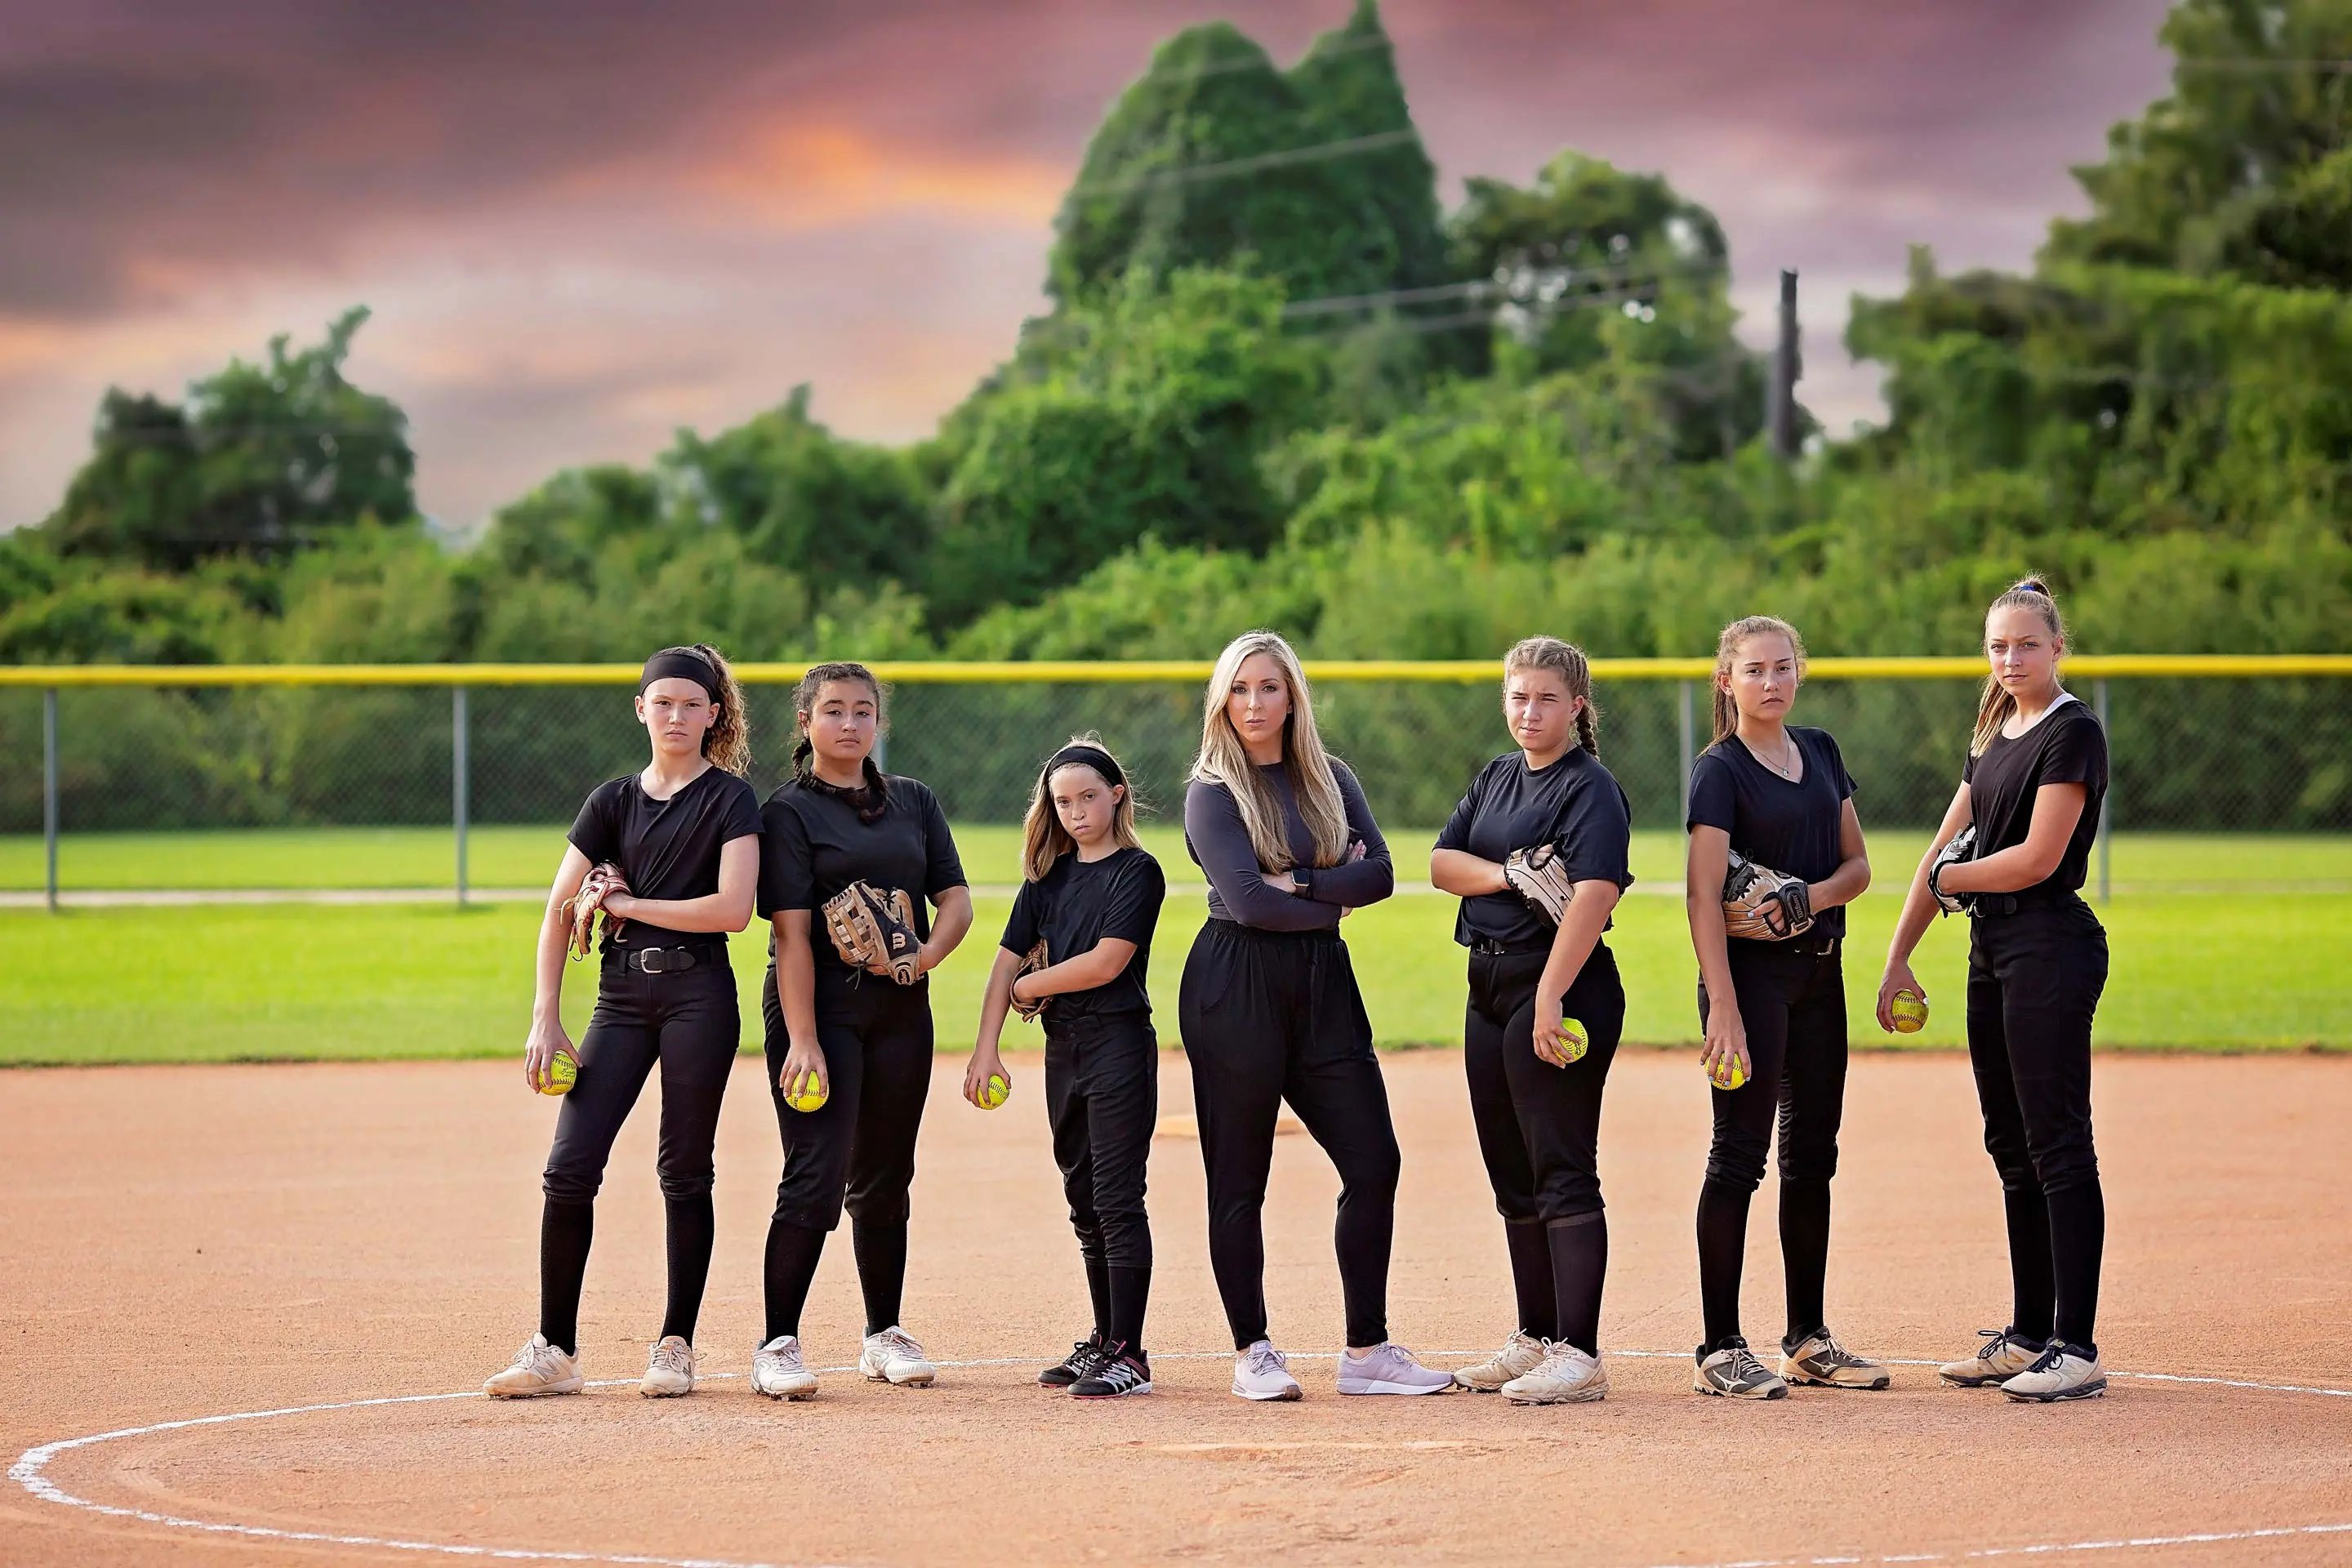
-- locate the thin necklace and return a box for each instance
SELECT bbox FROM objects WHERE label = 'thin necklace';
[1745,733,1801,781]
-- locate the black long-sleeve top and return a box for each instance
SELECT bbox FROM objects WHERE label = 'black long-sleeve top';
[1183,760,1394,930]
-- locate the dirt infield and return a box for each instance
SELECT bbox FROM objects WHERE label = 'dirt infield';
[3,1049,2348,1567]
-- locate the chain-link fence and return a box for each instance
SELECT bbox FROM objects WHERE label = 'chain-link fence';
[2,659,2348,902]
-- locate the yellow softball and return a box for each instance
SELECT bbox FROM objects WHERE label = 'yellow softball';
[541,1049,577,1097]
[1555,1018,1588,1066]
[977,1072,1010,1110]
[782,1071,828,1114]
[1710,1056,1748,1092]
[1891,988,1929,1034]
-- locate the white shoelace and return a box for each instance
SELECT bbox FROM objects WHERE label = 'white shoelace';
[515,1340,568,1377]
[875,1329,925,1362]
[649,1340,692,1374]
[1245,1343,1289,1377]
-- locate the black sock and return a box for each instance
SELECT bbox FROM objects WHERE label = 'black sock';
[1083,1254,1112,1342]
[1779,1177,1831,1348]
[2002,1187,2057,1345]
[659,1193,715,1345]
[762,1218,826,1343]
[1504,1218,1556,1339]
[1107,1264,1151,1356]
[853,1218,908,1337]
[538,1196,595,1356]
[1546,1213,1608,1356]
[1695,1178,1750,1354]
[2046,1179,2105,1356]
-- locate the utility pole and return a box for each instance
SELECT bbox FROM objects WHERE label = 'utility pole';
[1766,269,1801,459]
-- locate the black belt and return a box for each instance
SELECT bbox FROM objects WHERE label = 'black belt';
[1970,888,2076,919]
[607,942,724,974]
[1469,935,1550,957]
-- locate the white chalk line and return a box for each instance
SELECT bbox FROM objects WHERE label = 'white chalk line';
[13,1350,2350,1568]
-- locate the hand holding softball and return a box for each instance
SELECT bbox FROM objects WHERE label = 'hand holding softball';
[523,1021,575,1094]
[1700,1004,1749,1093]
[1531,991,1575,1068]
[1874,963,1925,1034]
[777,1037,830,1111]
[963,1049,1011,1110]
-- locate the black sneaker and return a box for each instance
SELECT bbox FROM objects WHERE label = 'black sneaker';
[1071,1343,1152,1399]
[1039,1334,1107,1388]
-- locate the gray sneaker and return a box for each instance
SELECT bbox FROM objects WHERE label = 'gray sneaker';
[1335,1342,1454,1396]
[1694,1339,1788,1399]
[1940,1326,2046,1388]
[1780,1328,1890,1389]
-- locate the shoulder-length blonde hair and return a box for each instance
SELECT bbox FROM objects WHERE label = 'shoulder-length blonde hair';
[1189,630,1348,871]
[1020,734,1144,881]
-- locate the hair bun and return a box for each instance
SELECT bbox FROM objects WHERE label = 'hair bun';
[2013,577,2050,595]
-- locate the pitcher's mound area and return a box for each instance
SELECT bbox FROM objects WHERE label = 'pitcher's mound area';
[3,1050,2347,1566]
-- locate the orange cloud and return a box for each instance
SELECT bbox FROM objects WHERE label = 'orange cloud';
[695,121,1069,229]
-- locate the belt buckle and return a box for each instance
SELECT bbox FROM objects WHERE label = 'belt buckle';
[639,948,670,974]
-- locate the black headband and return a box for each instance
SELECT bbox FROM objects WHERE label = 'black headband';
[639,648,719,700]
[1044,744,1125,791]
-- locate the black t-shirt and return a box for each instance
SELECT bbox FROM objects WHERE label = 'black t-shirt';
[1961,696,2108,897]
[757,776,967,982]
[566,766,763,953]
[1436,748,1635,949]
[1000,846,1166,1027]
[1686,727,1858,940]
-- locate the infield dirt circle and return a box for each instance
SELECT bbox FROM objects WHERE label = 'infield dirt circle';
[3,1049,2348,1567]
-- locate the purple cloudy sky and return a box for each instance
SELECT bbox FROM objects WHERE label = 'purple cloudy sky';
[0,0,2174,531]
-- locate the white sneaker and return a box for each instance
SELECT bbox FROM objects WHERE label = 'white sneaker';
[751,1334,818,1400]
[640,1334,696,1398]
[1232,1339,1303,1401]
[1940,1326,2047,1388]
[1336,1342,1455,1396]
[1454,1330,1548,1392]
[2001,1341,2108,1403]
[859,1325,936,1386]
[1502,1342,1610,1405]
[483,1333,584,1399]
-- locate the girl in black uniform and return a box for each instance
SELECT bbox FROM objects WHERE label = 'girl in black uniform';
[1879,579,2112,1404]
[1684,616,1885,1400]
[1433,637,1633,1405]
[1181,630,1453,1401]
[967,738,1167,1399]
[750,662,973,1401]
[486,644,763,1402]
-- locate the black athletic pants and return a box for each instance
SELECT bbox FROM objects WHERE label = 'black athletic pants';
[760,969,934,1340]
[539,956,739,1355]
[1045,1014,1157,1351]
[1463,942,1625,1356]
[1179,920,1401,1352]
[1967,899,2109,1356]
[1694,936,1846,1354]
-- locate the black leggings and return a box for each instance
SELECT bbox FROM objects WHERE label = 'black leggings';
[760,969,934,1340]
[1179,920,1401,1352]
[1045,1015,1158,1350]
[1967,900,2109,1355]
[538,957,739,1354]
[1463,943,1624,1355]
[1694,937,1846,1353]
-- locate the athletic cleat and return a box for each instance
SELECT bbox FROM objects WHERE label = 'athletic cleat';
[1693,1339,1788,1399]
[483,1333,584,1399]
[1039,1333,1107,1389]
[1940,1326,2047,1388]
[2001,1341,2108,1403]
[860,1325,937,1387]
[1454,1330,1548,1392]
[639,1334,697,1397]
[1070,1344,1152,1399]
[1232,1339,1303,1401]
[1780,1328,1891,1390]
[1336,1341,1455,1396]
[1503,1342,1610,1405]
[751,1335,818,1400]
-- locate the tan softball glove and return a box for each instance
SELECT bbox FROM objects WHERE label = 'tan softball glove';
[822,880,924,984]
[1722,849,1815,940]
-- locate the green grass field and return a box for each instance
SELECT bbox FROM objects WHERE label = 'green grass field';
[5,824,2349,893]
[4,884,2343,1065]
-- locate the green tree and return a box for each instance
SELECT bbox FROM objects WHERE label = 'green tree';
[42,308,415,571]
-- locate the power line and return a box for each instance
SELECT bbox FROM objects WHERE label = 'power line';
[1281,256,1731,320]
[1071,127,1421,197]
[2174,57,2352,73]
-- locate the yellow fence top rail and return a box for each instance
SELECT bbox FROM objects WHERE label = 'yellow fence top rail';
[0,654,2347,688]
